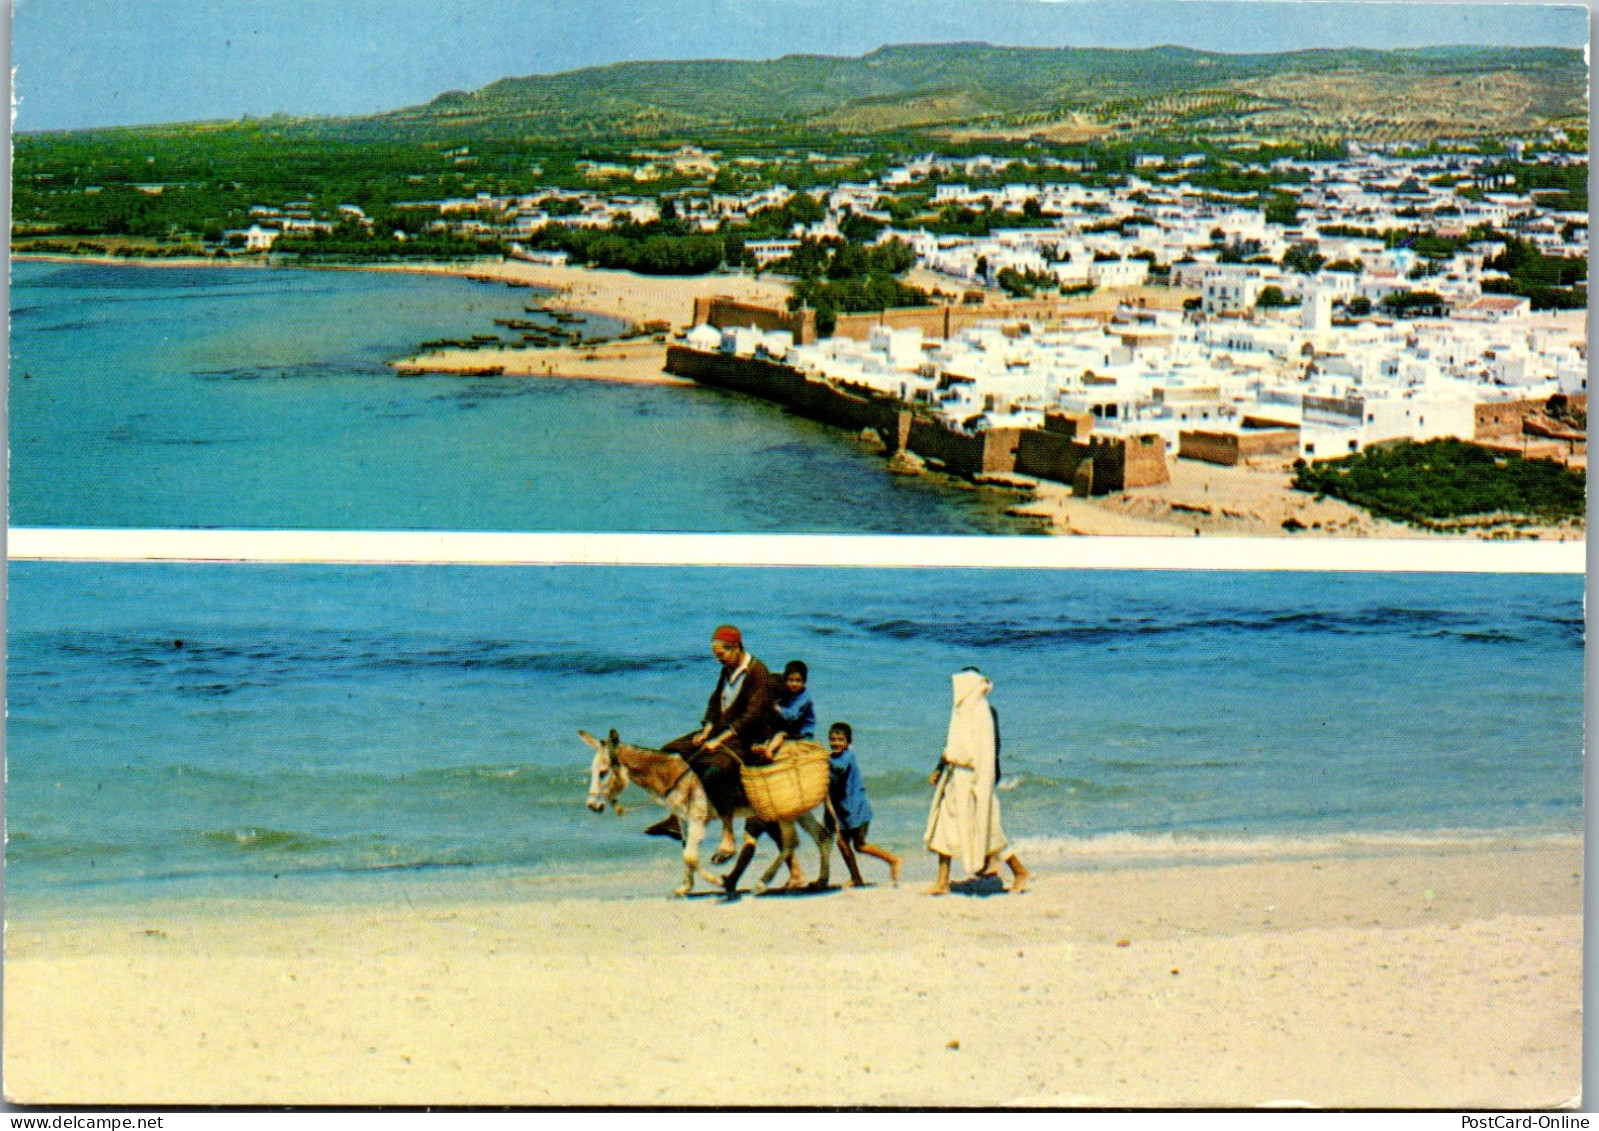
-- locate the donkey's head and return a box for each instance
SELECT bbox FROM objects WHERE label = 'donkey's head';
[579,728,632,815]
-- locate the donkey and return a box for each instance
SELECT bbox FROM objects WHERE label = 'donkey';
[580,728,833,897]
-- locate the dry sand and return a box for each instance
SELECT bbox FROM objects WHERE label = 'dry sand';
[394,340,686,385]
[995,458,1586,541]
[382,258,789,383]
[4,841,1580,1108]
[371,258,791,331]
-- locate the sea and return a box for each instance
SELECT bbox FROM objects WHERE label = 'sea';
[9,258,1031,533]
[7,563,1584,910]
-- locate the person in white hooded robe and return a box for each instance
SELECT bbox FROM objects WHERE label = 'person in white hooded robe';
[924,667,1031,894]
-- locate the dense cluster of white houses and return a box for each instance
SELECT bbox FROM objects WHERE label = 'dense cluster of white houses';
[683,291,1586,464]
[227,134,1585,465]
[230,135,1585,285]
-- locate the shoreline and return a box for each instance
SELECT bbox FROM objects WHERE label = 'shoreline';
[12,250,789,331]
[4,840,1580,1107]
[16,253,1585,539]
[392,339,689,385]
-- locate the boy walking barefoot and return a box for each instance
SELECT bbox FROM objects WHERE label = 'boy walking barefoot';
[826,722,901,886]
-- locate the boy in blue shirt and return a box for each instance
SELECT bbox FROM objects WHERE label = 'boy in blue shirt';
[771,660,816,744]
[826,722,901,886]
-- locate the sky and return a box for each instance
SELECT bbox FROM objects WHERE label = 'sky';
[10,0,1591,132]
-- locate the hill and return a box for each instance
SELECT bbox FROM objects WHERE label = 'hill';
[352,42,1587,144]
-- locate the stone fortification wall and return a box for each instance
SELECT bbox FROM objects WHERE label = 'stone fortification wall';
[663,346,1169,495]
[1474,398,1548,440]
[1475,395,1587,442]
[1179,428,1301,467]
[692,297,817,344]
[831,298,1116,342]
[1090,433,1171,491]
[664,346,894,433]
[832,306,955,341]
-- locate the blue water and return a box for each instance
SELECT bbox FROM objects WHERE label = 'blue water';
[7,563,1583,907]
[9,259,1030,533]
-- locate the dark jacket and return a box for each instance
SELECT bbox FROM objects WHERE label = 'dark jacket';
[703,655,779,751]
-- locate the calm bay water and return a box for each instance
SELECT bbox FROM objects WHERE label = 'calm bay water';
[9,258,1029,533]
[7,563,1583,907]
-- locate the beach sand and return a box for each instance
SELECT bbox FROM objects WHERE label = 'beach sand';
[988,458,1586,541]
[372,258,791,331]
[394,340,686,385]
[4,841,1579,1108]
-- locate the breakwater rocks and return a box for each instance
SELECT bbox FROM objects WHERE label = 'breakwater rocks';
[664,346,1170,495]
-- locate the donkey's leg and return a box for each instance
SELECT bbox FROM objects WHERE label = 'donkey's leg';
[678,810,711,897]
[780,820,808,889]
[799,811,838,888]
[756,821,800,892]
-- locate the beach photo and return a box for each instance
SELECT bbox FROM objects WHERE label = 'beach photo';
[4,560,1583,1107]
[9,0,1589,537]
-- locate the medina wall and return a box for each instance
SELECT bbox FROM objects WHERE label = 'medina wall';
[1179,428,1301,467]
[692,297,818,344]
[665,346,1169,494]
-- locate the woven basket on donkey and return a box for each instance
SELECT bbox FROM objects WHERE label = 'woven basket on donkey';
[741,740,830,822]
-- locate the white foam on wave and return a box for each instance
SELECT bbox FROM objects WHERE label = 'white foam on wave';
[1008,828,1580,865]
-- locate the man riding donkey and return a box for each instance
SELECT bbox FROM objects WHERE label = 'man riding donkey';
[645,624,781,867]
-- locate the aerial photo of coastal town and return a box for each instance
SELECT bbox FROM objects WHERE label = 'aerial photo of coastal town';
[9,0,1588,537]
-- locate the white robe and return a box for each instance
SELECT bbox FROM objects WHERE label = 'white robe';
[924,670,1007,874]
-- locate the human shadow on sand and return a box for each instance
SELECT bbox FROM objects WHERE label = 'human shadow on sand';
[718,882,846,903]
[942,875,1011,898]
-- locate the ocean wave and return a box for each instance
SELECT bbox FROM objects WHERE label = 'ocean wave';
[46,632,691,682]
[846,605,1574,651]
[197,827,339,853]
[1007,828,1582,864]
[194,363,336,382]
[4,831,139,862]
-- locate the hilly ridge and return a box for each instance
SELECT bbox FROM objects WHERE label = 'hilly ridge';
[356,42,1587,143]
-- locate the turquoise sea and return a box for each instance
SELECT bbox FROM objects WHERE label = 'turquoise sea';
[9,258,1030,533]
[7,563,1583,909]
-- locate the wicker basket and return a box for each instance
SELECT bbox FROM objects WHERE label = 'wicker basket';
[741,740,830,821]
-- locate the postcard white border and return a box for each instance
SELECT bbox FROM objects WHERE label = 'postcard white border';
[6,527,1585,573]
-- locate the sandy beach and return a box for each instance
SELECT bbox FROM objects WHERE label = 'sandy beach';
[977,457,1586,540]
[12,252,791,333]
[4,840,1580,1109]
[393,339,686,384]
[370,257,792,331]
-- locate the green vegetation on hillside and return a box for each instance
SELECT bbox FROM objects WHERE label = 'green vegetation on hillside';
[1292,439,1586,525]
[368,43,1585,144]
[11,43,1588,278]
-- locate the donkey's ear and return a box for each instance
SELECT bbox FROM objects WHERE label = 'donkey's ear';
[608,728,620,745]
[578,730,600,750]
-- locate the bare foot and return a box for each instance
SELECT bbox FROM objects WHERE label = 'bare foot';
[925,883,950,896]
[1009,864,1032,894]
[888,855,902,885]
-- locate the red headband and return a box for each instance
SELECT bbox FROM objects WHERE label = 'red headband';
[711,625,742,647]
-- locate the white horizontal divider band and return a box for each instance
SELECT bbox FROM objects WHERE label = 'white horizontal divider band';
[6,527,1586,574]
